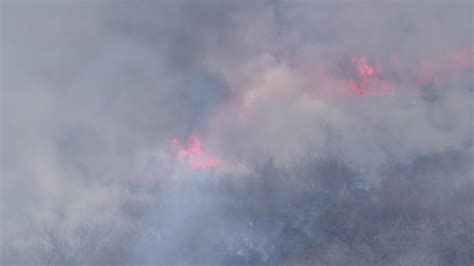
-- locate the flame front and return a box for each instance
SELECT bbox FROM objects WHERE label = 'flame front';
[346,55,393,96]
[169,132,226,169]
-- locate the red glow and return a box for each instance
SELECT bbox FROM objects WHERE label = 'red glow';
[169,132,226,169]
[448,47,474,69]
[357,56,375,77]
[415,47,473,89]
[347,55,394,96]
[342,47,472,97]
[297,46,471,100]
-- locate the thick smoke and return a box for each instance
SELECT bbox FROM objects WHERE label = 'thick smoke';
[1,1,473,265]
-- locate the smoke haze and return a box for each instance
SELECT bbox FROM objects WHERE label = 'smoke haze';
[1,1,473,265]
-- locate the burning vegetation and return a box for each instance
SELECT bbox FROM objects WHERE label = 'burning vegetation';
[169,132,226,169]
[1,2,473,266]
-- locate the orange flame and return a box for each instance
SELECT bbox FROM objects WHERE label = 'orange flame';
[348,55,393,96]
[169,132,227,169]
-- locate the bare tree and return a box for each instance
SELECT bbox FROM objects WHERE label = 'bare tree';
[38,221,107,265]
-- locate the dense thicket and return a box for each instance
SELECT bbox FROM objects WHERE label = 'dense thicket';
[2,151,473,265]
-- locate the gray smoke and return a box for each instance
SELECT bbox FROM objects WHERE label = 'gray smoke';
[1,1,473,265]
